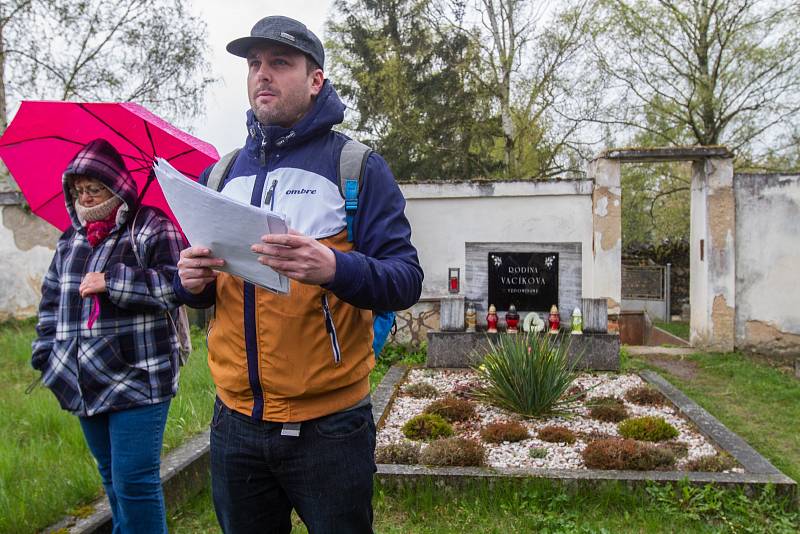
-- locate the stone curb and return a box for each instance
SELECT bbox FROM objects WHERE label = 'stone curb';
[374,365,796,496]
[638,370,788,477]
[43,429,211,534]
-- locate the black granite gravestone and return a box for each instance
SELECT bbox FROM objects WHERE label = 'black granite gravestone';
[487,252,558,311]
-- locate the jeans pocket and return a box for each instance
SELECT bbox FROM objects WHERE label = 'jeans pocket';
[315,406,371,439]
[211,397,225,429]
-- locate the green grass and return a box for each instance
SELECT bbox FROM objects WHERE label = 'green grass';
[626,350,800,483]
[0,319,215,534]
[654,320,690,341]
[370,343,426,390]
[169,344,800,533]
[169,477,798,533]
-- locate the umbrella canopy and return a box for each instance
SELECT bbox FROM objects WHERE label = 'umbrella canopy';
[0,101,219,232]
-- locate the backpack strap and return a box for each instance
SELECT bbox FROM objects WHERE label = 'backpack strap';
[207,148,242,192]
[337,140,372,243]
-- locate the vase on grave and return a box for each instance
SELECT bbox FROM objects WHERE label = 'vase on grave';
[571,307,583,335]
[465,303,477,333]
[505,304,520,333]
[486,304,498,333]
[548,304,560,334]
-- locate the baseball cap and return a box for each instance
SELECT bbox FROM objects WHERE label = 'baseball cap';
[226,16,325,69]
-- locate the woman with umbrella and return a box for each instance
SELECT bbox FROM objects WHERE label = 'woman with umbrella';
[30,138,186,534]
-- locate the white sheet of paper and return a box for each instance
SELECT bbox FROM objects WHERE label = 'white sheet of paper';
[154,158,290,294]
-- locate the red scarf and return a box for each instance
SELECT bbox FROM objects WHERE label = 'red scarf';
[85,206,121,247]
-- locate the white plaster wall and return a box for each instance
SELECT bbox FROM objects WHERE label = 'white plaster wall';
[621,299,668,321]
[0,207,56,320]
[734,174,800,342]
[399,180,595,300]
[690,161,710,344]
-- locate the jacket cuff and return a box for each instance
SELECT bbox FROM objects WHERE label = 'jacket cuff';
[173,274,216,308]
[321,248,366,297]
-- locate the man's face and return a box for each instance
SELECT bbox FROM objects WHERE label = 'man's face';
[247,44,324,128]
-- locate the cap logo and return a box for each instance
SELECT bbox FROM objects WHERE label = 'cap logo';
[280,32,296,42]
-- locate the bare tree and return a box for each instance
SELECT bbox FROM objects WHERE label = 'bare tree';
[592,0,800,159]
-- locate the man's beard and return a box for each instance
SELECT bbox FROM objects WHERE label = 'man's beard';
[251,91,310,128]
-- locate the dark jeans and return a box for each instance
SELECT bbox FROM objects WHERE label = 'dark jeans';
[79,400,171,534]
[210,398,376,534]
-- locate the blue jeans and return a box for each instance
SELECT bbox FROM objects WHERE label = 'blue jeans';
[79,400,171,534]
[210,398,376,534]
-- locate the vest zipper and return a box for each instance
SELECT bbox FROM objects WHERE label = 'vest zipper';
[321,293,342,366]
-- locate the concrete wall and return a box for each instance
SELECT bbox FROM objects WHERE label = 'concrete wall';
[621,298,668,321]
[400,180,595,300]
[0,205,60,321]
[396,180,595,343]
[734,174,800,356]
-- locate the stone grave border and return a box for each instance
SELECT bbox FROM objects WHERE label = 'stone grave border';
[373,365,796,496]
[43,364,795,532]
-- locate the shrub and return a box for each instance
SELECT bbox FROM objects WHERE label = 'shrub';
[424,396,477,422]
[537,425,577,444]
[480,421,529,443]
[684,453,738,472]
[659,441,689,459]
[624,385,666,406]
[451,380,482,399]
[419,437,486,467]
[404,382,438,399]
[471,333,578,418]
[582,438,676,470]
[618,416,679,442]
[402,414,454,441]
[588,396,629,423]
[529,446,548,459]
[375,442,421,465]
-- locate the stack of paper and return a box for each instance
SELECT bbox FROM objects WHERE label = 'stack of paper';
[154,158,290,294]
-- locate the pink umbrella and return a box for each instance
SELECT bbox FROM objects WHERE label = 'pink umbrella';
[0,101,219,232]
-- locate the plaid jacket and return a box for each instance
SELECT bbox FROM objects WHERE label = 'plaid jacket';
[31,139,186,416]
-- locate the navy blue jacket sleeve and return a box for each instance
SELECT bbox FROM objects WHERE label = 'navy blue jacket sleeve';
[173,165,217,308]
[322,153,423,311]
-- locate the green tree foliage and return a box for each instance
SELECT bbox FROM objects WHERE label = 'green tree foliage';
[328,0,598,180]
[328,0,502,181]
[593,0,800,164]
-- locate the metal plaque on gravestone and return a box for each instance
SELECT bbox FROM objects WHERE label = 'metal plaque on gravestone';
[488,252,558,311]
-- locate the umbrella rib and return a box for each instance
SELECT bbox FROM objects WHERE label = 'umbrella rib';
[77,104,153,165]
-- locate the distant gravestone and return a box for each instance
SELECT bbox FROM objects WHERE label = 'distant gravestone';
[487,252,559,311]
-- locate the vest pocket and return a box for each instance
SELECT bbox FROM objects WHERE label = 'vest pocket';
[321,293,342,366]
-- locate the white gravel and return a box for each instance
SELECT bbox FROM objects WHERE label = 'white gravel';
[377,369,739,471]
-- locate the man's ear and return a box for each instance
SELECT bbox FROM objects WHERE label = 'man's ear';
[310,69,324,96]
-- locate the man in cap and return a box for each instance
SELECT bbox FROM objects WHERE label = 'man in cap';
[174,15,423,534]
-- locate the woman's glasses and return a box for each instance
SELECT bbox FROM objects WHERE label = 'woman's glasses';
[72,185,107,197]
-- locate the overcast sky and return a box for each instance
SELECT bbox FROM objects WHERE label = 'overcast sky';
[190,1,335,155]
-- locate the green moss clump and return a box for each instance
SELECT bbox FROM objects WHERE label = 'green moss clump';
[624,385,666,406]
[403,382,438,398]
[588,396,629,423]
[419,437,486,467]
[684,453,738,472]
[402,413,454,441]
[480,421,529,443]
[375,442,421,465]
[424,396,477,422]
[618,416,679,442]
[529,446,548,459]
[582,438,676,470]
[537,425,577,444]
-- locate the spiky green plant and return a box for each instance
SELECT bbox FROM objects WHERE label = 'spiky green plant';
[470,333,580,418]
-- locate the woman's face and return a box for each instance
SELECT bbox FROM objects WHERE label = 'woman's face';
[72,177,113,207]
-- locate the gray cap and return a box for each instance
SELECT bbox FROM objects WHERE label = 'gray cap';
[226,16,324,69]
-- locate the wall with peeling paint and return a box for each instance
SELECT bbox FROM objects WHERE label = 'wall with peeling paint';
[0,206,60,321]
[734,173,800,356]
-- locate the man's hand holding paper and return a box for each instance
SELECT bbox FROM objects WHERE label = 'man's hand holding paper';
[251,228,336,286]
